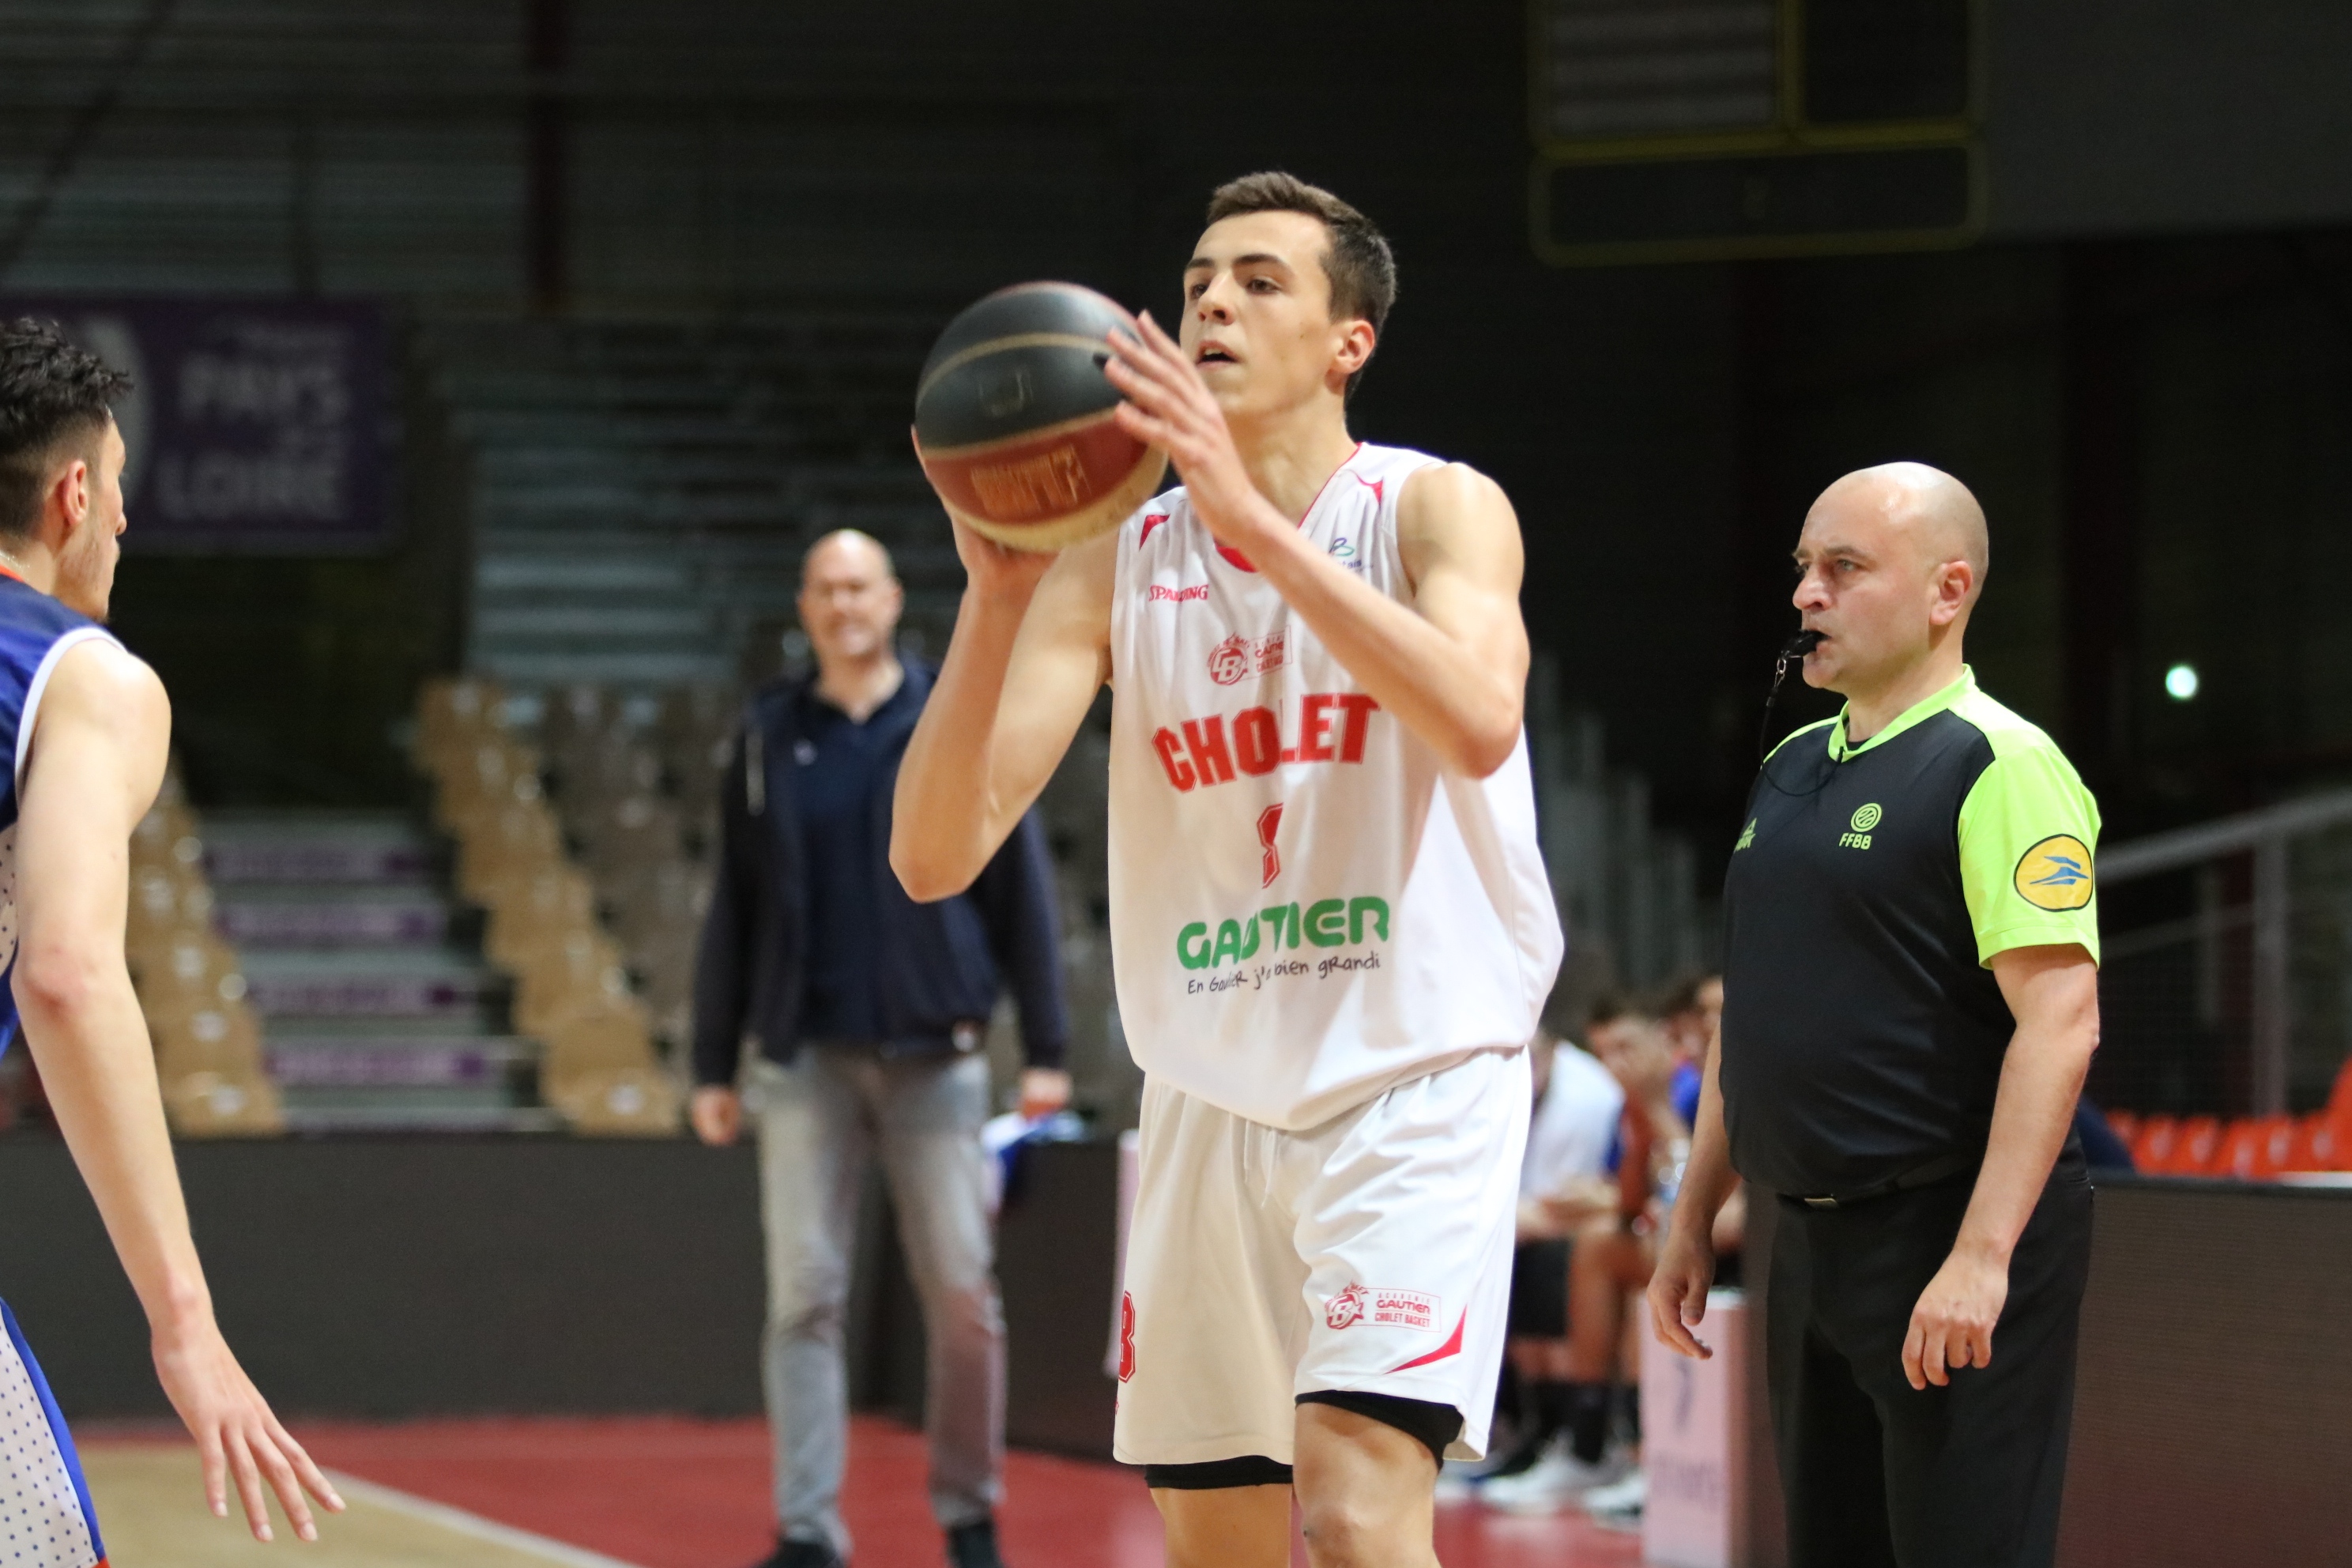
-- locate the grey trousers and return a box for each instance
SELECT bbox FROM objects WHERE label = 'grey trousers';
[747,1049,1005,1556]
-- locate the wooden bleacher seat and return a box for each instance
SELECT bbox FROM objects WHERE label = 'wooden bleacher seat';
[411,679,680,1135]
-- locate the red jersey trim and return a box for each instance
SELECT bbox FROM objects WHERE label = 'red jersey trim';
[1213,443,1366,575]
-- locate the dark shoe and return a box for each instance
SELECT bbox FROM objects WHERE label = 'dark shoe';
[750,1539,843,1568]
[945,1517,1004,1568]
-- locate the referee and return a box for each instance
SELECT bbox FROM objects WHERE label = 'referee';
[1651,463,2101,1568]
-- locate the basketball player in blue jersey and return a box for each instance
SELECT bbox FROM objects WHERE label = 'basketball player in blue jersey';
[0,320,343,1558]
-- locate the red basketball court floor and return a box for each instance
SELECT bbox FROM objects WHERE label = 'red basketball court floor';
[92,1414,1641,1567]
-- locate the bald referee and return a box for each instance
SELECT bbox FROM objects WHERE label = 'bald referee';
[1651,464,2101,1568]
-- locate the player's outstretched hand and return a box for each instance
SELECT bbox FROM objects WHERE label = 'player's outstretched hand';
[910,428,1060,605]
[1646,1222,1717,1360]
[153,1317,344,1542]
[1902,1245,2007,1391]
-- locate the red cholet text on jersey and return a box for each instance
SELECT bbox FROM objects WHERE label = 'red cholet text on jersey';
[1152,692,1379,791]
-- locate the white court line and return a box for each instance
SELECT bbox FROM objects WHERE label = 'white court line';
[324,1470,650,1568]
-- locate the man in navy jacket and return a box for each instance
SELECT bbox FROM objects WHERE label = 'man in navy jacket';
[692,530,1069,1568]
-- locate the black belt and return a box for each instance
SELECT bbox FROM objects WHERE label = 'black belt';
[1792,1149,1979,1210]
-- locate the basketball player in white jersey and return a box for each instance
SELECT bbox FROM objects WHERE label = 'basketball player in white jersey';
[0,318,342,1558]
[895,176,1561,1566]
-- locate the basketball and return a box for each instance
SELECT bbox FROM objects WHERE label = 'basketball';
[913,281,1168,552]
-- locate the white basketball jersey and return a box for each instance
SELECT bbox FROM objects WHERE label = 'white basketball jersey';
[1106,442,1563,1130]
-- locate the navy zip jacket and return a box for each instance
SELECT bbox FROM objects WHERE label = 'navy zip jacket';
[691,659,1069,1085]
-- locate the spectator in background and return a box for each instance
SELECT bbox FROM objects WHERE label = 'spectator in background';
[1660,973,1723,1087]
[1474,1017,1623,1483]
[691,530,1072,1568]
[1486,980,1744,1525]
[2075,1100,2135,1170]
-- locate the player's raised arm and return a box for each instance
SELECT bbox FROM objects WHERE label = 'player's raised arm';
[1104,313,1528,777]
[890,511,1114,901]
[13,640,342,1542]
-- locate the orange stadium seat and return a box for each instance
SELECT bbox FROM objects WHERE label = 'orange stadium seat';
[2211,1119,2258,1179]
[2173,1115,2224,1174]
[2101,1109,2139,1145]
[2256,1114,2299,1177]
[2214,1116,2295,1181]
[2132,1114,2180,1173]
[2286,1113,2348,1173]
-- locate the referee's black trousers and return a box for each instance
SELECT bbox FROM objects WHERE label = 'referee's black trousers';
[1767,1150,2092,1568]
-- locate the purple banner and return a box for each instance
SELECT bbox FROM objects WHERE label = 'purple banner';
[0,297,391,552]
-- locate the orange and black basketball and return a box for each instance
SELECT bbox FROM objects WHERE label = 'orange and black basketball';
[914,282,1168,551]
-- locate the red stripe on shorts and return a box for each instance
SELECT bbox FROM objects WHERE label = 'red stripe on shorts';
[1388,1311,1465,1371]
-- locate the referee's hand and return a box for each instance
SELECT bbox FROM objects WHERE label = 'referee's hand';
[1903,1246,2009,1389]
[1647,1222,1718,1360]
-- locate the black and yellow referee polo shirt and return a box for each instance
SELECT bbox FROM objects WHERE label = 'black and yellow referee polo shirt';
[1719,667,2101,1199]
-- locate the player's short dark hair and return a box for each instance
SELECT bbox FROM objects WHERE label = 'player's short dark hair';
[0,319,130,541]
[1204,172,1396,398]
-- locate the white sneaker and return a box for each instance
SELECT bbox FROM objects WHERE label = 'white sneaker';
[1581,1468,1646,1528]
[1476,1439,1626,1515]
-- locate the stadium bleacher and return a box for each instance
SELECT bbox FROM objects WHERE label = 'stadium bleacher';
[418,311,967,690]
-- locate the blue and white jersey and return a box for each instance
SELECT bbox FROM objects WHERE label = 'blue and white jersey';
[0,575,122,1053]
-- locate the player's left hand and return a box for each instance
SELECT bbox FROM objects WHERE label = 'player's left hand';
[1102,312,1275,552]
[1903,1245,2009,1390]
[154,1314,345,1540]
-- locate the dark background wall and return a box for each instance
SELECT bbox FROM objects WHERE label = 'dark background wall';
[2,0,2349,865]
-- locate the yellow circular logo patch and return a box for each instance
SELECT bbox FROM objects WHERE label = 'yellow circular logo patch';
[1850,803,1882,832]
[2014,835,2095,910]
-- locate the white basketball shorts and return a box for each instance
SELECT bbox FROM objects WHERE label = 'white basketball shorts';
[1111,1046,1529,1467]
[0,1300,105,1567]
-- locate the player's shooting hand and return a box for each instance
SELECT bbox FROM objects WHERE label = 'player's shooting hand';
[1646,1219,1717,1361]
[153,1317,343,1542]
[910,429,1058,605]
[1903,1244,2008,1390]
[1101,313,1271,551]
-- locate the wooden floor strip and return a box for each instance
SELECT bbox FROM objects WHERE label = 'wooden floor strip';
[80,1445,650,1568]
[326,1473,648,1568]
